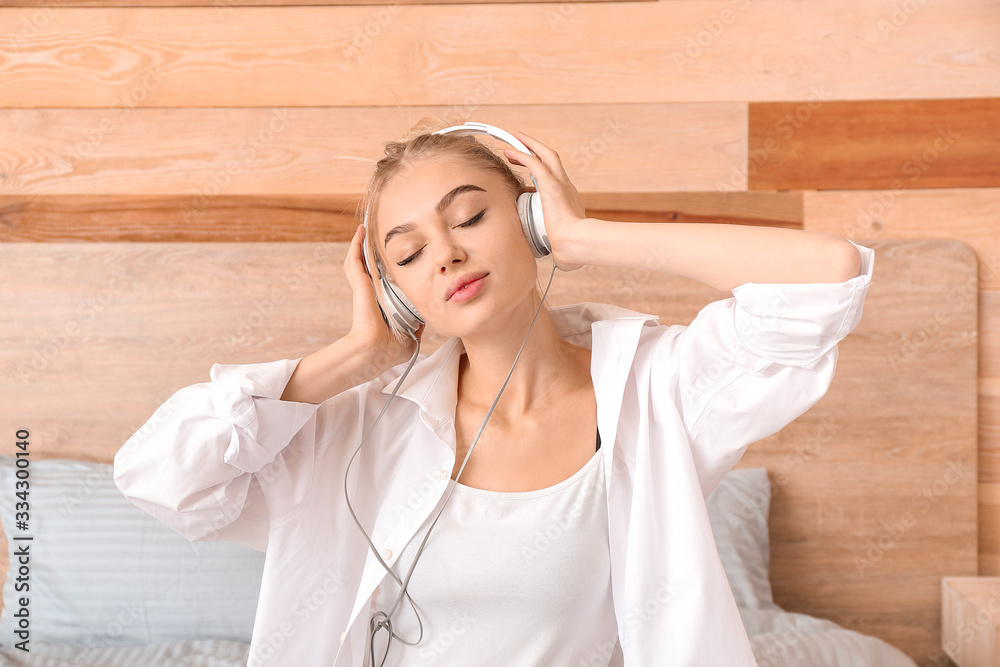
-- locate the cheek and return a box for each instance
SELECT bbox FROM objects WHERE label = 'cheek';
[397,275,437,315]
[493,226,538,274]
[499,219,535,258]
[496,250,540,295]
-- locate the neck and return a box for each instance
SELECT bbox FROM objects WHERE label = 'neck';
[456,297,582,424]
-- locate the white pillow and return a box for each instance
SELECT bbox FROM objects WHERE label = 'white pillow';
[705,466,778,610]
[0,456,265,648]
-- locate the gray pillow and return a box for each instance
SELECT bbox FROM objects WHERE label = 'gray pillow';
[0,456,265,648]
[705,466,778,610]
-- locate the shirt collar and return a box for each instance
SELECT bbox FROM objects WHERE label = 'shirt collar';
[379,301,661,432]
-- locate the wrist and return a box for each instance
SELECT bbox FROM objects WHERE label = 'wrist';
[557,217,604,269]
[344,335,394,382]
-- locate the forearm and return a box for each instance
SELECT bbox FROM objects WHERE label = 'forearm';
[562,219,863,292]
[280,335,387,404]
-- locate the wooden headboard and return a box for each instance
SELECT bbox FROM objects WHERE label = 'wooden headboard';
[0,238,977,664]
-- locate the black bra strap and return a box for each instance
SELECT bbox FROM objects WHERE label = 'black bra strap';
[597,428,602,452]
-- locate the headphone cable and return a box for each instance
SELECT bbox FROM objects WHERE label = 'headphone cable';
[345,257,559,666]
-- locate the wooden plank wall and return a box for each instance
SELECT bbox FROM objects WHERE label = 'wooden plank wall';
[1,0,997,662]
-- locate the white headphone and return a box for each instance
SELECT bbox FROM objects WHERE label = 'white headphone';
[361,121,551,338]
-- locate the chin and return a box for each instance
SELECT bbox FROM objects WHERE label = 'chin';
[436,301,499,340]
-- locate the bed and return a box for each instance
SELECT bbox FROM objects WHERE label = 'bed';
[0,237,977,666]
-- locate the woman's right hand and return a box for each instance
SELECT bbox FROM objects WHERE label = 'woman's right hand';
[343,224,424,375]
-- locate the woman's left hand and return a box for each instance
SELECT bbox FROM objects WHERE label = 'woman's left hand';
[503,131,588,272]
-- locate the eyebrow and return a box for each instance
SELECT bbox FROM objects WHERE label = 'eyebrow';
[383,184,487,250]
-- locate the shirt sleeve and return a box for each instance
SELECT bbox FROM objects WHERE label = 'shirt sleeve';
[653,240,875,498]
[112,357,324,551]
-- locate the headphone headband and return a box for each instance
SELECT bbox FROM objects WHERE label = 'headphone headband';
[432,122,539,190]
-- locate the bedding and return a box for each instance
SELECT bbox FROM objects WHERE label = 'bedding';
[0,617,920,667]
[0,458,917,666]
[0,457,265,648]
[743,607,917,667]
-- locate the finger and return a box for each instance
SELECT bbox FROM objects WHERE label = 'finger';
[344,227,357,262]
[348,226,374,285]
[502,146,552,185]
[504,144,564,186]
[502,145,533,165]
[353,226,369,273]
[513,131,568,179]
[344,226,361,274]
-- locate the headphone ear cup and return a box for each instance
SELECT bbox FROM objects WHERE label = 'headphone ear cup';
[363,216,421,337]
[517,192,552,258]
[381,278,424,336]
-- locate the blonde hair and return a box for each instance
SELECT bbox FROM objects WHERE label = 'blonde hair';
[359,115,550,345]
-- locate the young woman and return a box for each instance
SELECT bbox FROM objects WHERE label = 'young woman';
[114,118,873,667]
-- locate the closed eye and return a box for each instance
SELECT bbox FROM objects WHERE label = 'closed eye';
[396,209,486,267]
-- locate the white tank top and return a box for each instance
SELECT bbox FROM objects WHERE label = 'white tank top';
[363,440,623,667]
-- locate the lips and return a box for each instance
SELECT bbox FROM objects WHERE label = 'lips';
[446,272,489,301]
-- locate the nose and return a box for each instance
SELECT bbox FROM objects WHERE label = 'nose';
[433,233,466,272]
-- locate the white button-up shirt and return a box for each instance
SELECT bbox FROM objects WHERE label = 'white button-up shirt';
[114,241,874,666]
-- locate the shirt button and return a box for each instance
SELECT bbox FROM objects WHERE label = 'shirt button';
[381,548,392,560]
[439,468,449,480]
